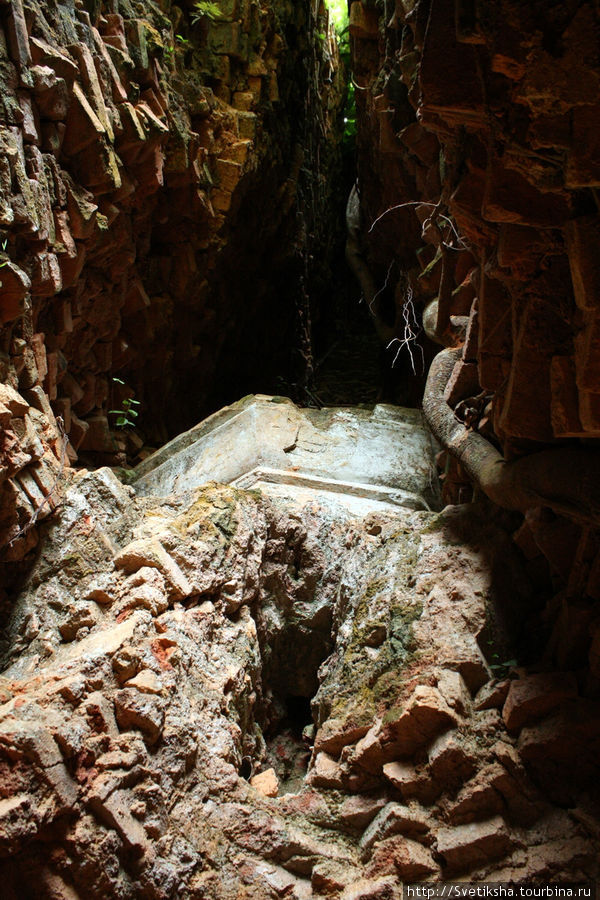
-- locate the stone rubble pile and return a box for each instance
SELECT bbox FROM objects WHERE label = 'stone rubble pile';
[0,400,597,896]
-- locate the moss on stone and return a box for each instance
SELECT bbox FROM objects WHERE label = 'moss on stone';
[171,483,261,542]
[60,552,94,580]
[324,527,427,728]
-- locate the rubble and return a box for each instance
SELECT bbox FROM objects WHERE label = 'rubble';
[1,0,600,893]
[0,399,597,895]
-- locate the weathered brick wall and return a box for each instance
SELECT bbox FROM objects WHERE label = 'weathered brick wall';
[0,0,342,562]
[350,0,600,672]
[352,0,600,447]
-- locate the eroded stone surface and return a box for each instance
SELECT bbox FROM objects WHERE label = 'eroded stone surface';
[0,400,597,896]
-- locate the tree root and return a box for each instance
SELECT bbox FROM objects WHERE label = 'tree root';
[346,185,398,346]
[423,348,600,525]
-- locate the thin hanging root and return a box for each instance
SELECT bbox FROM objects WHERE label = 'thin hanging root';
[437,214,469,250]
[423,348,600,525]
[368,200,468,250]
[435,246,454,341]
[387,286,424,375]
[368,200,433,234]
[368,260,394,317]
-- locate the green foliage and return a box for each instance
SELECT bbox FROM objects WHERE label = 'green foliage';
[489,654,518,678]
[325,0,348,34]
[324,1,356,149]
[110,378,141,428]
[164,33,191,65]
[191,1,223,25]
[343,81,356,144]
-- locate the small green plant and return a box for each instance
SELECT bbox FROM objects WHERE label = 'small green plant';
[489,653,518,678]
[110,378,141,428]
[191,1,223,25]
[164,33,191,65]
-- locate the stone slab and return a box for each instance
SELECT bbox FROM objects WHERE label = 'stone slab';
[129,395,441,513]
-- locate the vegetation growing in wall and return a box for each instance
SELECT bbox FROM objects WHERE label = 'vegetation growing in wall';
[325,0,355,150]
[190,1,224,25]
[110,379,141,428]
[325,0,348,33]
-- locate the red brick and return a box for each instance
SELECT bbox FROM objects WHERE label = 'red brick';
[0,263,31,324]
[566,104,600,188]
[79,414,116,453]
[477,276,511,392]
[566,216,600,312]
[420,0,485,128]
[349,2,379,39]
[68,412,89,451]
[483,158,569,228]
[498,354,553,442]
[366,837,438,880]
[578,389,600,433]
[550,356,584,437]
[437,817,514,872]
[574,314,600,393]
[502,672,578,732]
[444,359,480,407]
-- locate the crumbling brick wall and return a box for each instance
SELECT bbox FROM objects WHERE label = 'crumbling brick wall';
[0,0,342,562]
[349,0,600,675]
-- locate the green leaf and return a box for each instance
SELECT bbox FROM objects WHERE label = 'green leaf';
[191,1,223,24]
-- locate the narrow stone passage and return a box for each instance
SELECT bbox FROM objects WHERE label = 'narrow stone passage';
[312,329,382,408]
[1,0,600,896]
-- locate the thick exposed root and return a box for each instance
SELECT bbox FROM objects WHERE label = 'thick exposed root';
[423,348,600,525]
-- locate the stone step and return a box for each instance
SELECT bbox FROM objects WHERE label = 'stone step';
[130,394,442,514]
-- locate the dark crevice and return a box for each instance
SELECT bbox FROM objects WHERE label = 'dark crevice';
[282,695,313,740]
